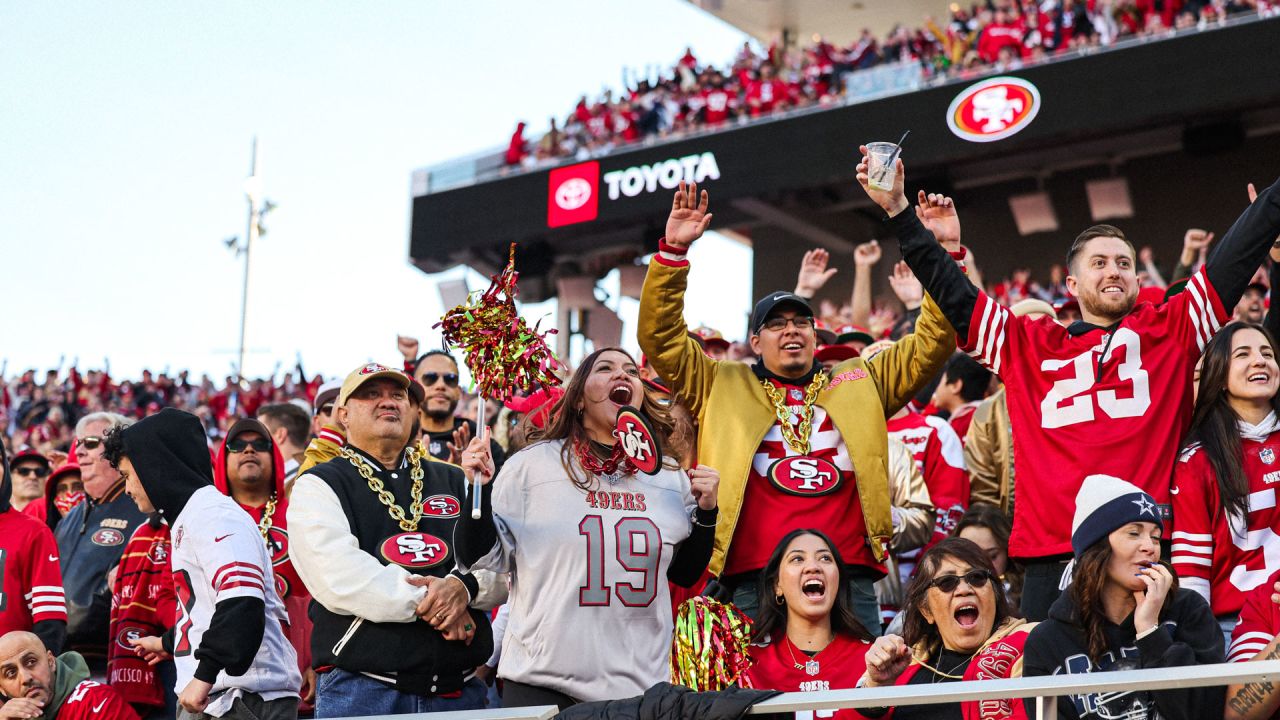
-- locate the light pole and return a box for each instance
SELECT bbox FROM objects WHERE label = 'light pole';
[226,137,274,380]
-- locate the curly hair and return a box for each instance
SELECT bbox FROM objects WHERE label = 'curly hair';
[101,425,128,470]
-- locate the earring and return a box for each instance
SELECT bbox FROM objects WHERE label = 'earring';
[775,594,785,606]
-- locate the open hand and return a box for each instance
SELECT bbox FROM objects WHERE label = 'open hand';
[665,181,713,249]
[688,465,720,511]
[888,261,924,307]
[447,422,472,465]
[863,634,912,687]
[795,249,838,296]
[915,191,961,251]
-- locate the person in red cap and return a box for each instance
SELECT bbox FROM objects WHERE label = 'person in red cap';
[7,449,51,514]
[691,327,731,361]
[24,462,84,532]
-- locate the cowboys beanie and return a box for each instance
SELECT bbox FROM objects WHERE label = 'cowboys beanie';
[1071,474,1163,558]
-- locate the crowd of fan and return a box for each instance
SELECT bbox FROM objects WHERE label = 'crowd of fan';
[504,0,1275,169]
[6,172,1280,720]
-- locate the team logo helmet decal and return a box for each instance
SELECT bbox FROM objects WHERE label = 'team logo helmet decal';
[946,76,1041,143]
[614,407,662,476]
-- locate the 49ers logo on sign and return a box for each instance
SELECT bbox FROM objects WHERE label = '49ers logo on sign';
[380,532,449,568]
[423,494,461,518]
[946,76,1040,143]
[767,455,842,496]
[547,161,600,228]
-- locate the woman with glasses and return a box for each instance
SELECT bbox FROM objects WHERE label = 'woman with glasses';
[860,537,1034,720]
[1023,475,1224,720]
[744,529,874,713]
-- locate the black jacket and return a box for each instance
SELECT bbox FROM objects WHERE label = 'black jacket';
[555,682,781,720]
[120,408,266,681]
[1023,587,1225,720]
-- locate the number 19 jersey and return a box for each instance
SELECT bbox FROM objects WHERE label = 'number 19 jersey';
[961,269,1227,558]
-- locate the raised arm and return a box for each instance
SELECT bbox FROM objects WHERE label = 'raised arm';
[851,240,881,328]
[856,148,979,339]
[1205,176,1280,310]
[637,182,721,417]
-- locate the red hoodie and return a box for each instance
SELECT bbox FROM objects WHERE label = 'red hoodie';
[212,425,313,711]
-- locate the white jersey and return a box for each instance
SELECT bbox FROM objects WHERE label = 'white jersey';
[462,440,694,702]
[171,486,300,716]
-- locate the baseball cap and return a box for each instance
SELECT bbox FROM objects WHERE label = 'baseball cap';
[313,380,342,414]
[835,325,875,346]
[813,320,837,346]
[225,417,273,445]
[10,448,50,470]
[505,387,564,430]
[815,344,859,364]
[692,326,731,352]
[750,292,814,334]
[337,363,426,407]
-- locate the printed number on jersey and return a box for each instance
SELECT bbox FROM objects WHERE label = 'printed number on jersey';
[173,570,196,656]
[1039,327,1151,429]
[1229,489,1280,594]
[579,515,662,607]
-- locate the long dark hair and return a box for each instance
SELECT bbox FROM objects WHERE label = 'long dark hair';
[902,538,1011,654]
[954,504,1024,612]
[752,528,873,643]
[1186,321,1280,519]
[1071,536,1178,663]
[527,347,677,490]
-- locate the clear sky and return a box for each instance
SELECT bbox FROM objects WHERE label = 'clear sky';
[0,1,753,382]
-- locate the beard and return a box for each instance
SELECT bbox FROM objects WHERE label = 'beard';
[423,397,457,421]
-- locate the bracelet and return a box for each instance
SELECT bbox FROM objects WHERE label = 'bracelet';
[658,237,689,256]
[691,507,719,528]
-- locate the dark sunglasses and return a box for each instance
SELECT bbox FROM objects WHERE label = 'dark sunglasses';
[227,438,272,453]
[420,372,459,388]
[15,466,51,478]
[78,436,104,450]
[928,569,994,593]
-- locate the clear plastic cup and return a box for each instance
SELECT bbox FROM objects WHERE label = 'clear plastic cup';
[866,142,899,191]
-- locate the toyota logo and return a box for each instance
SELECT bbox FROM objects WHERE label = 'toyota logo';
[555,178,593,210]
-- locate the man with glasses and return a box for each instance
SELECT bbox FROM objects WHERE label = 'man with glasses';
[397,341,505,470]
[7,449,52,513]
[638,183,955,631]
[56,412,146,674]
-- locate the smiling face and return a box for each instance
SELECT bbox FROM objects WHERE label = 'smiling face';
[1066,235,1139,325]
[0,633,55,705]
[579,350,644,440]
[919,556,998,653]
[337,378,415,450]
[750,309,817,379]
[1224,327,1279,406]
[75,418,116,500]
[1105,521,1162,593]
[1236,287,1267,324]
[774,533,840,623]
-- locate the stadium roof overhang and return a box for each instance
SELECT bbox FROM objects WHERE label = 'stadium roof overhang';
[409,18,1280,304]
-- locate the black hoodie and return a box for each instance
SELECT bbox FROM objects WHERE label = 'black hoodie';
[1022,586,1225,720]
[120,409,266,683]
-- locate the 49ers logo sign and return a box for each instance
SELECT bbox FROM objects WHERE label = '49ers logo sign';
[615,407,661,475]
[946,76,1041,143]
[380,532,449,568]
[423,494,461,518]
[767,455,842,496]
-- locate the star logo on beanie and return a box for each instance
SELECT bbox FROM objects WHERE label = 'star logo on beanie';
[1133,496,1156,517]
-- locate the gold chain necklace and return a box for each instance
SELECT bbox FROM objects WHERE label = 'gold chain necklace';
[783,633,835,673]
[915,650,972,681]
[760,370,828,454]
[339,446,426,531]
[257,493,278,543]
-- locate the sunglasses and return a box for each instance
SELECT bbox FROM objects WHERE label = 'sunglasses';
[420,372,459,388]
[928,569,994,593]
[227,438,272,453]
[15,466,51,478]
[318,404,334,416]
[78,436,104,450]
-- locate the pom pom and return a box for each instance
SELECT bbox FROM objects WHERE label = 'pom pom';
[435,243,563,401]
[670,596,754,691]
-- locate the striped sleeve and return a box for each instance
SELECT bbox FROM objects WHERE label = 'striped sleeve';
[211,561,267,599]
[1176,268,1229,352]
[1230,576,1280,663]
[1170,446,1215,606]
[958,292,1015,376]
[27,525,67,623]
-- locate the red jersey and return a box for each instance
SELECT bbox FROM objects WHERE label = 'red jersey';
[1171,434,1280,617]
[961,269,1227,558]
[746,79,785,115]
[0,509,67,634]
[701,88,734,125]
[745,632,871,718]
[949,402,981,445]
[1229,569,1280,664]
[887,412,969,548]
[726,381,878,576]
[56,679,138,720]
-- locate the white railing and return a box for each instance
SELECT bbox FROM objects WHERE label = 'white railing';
[322,660,1280,719]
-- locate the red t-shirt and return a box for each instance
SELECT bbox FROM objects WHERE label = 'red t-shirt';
[701,88,733,125]
[1171,434,1280,617]
[1228,569,1280,664]
[948,402,980,445]
[745,632,872,718]
[725,381,878,576]
[56,679,139,720]
[0,509,66,634]
[887,412,970,542]
[961,268,1227,558]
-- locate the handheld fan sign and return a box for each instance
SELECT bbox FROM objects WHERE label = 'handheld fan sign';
[614,406,662,476]
[436,243,563,518]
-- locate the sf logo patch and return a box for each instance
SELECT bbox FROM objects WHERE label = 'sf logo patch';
[91,528,125,547]
[423,494,461,518]
[614,406,662,475]
[380,532,449,568]
[767,455,842,496]
[115,626,145,651]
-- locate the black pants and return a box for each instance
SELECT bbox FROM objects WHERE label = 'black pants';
[1020,555,1071,622]
[503,680,579,713]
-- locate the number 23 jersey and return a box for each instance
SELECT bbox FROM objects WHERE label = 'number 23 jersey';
[466,439,694,703]
[961,269,1227,558]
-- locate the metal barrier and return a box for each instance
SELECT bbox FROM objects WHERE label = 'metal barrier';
[316,660,1280,719]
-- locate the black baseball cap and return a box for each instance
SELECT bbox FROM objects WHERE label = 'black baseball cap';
[750,291,814,334]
